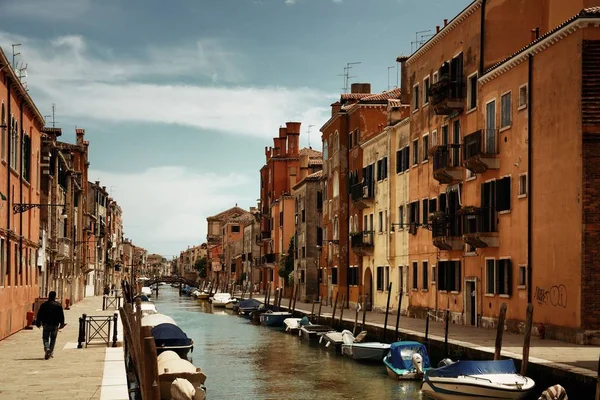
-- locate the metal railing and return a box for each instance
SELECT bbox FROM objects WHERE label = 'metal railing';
[463,129,499,160]
[77,313,118,348]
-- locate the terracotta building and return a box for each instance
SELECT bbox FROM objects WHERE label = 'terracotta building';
[0,48,45,340]
[397,0,600,342]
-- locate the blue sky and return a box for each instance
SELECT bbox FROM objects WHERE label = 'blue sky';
[0,0,471,257]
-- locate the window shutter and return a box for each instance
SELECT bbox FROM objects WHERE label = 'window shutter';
[496,177,511,212]
[455,261,461,292]
[396,150,401,173]
[495,260,501,295]
[506,259,512,296]
[384,157,388,178]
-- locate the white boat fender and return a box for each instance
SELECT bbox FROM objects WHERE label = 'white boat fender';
[537,384,568,400]
[170,378,195,400]
[412,353,423,374]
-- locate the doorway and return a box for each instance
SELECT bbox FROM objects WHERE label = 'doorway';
[465,280,477,326]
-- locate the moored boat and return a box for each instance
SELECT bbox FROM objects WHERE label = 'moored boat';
[421,359,535,400]
[141,286,153,298]
[196,291,210,300]
[320,329,354,352]
[157,351,207,400]
[141,313,177,328]
[151,323,194,359]
[135,302,158,316]
[300,324,334,342]
[259,310,292,327]
[383,341,432,380]
[237,298,263,318]
[225,298,239,309]
[283,317,306,334]
[211,293,232,307]
[340,331,390,362]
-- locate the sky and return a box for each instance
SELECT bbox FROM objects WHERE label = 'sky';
[0,0,471,258]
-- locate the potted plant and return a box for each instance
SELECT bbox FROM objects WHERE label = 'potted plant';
[457,205,478,215]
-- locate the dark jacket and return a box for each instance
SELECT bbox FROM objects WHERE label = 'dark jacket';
[36,300,65,327]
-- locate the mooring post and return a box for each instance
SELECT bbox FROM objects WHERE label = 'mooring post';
[331,292,339,328]
[310,295,316,323]
[595,353,599,400]
[425,310,430,350]
[77,313,87,349]
[292,286,298,314]
[361,292,368,331]
[338,294,346,329]
[155,283,159,298]
[112,312,119,347]
[102,295,106,311]
[278,287,284,309]
[383,282,393,342]
[520,303,534,376]
[288,284,294,311]
[353,298,360,336]
[317,298,323,325]
[394,290,403,342]
[179,282,182,296]
[494,303,507,360]
[444,309,450,357]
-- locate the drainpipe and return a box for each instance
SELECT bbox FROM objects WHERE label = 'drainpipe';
[526,29,538,304]
[479,0,487,75]
[19,100,23,279]
[5,75,11,282]
[345,112,350,309]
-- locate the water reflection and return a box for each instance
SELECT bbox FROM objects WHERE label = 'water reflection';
[152,287,422,399]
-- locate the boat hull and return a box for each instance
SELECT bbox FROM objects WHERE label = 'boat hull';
[421,374,534,400]
[212,301,228,308]
[342,343,390,361]
[300,325,333,343]
[156,345,193,359]
[196,293,210,300]
[260,313,292,327]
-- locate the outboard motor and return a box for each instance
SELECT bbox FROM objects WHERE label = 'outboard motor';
[437,358,454,368]
[412,353,424,374]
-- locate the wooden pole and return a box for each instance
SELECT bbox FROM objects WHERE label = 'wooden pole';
[425,310,430,350]
[520,303,534,376]
[288,284,294,310]
[394,291,403,342]
[310,295,316,322]
[273,288,279,311]
[265,285,271,307]
[292,286,298,313]
[331,292,339,328]
[353,297,360,335]
[494,303,507,360]
[383,282,393,342]
[143,336,161,400]
[444,309,450,357]
[595,354,600,400]
[317,297,323,324]
[339,294,346,329]
[361,292,368,331]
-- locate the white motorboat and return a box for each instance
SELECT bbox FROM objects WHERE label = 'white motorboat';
[300,324,335,342]
[135,302,158,316]
[157,351,207,400]
[196,291,210,300]
[141,286,153,298]
[421,359,535,400]
[320,329,354,352]
[283,317,304,334]
[225,298,239,309]
[211,292,232,307]
[340,330,390,361]
[142,313,177,328]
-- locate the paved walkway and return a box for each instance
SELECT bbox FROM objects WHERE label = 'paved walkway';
[246,294,600,378]
[0,296,127,400]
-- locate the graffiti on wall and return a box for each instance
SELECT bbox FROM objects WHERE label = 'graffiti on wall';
[534,284,567,308]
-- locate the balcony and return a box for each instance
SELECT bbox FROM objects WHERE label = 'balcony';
[429,75,464,115]
[351,183,373,210]
[351,231,374,256]
[57,237,71,260]
[431,213,463,251]
[263,253,276,264]
[261,230,271,240]
[432,145,463,184]
[462,129,500,173]
[461,207,499,248]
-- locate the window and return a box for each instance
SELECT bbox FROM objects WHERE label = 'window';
[422,134,429,161]
[518,84,528,110]
[348,131,353,149]
[497,259,512,295]
[378,211,383,233]
[441,125,449,145]
[333,171,339,197]
[413,84,420,110]
[377,157,388,181]
[412,139,419,165]
[467,72,478,110]
[422,261,428,289]
[452,120,461,167]
[431,264,436,284]
[496,176,511,212]
[231,225,240,233]
[10,116,18,170]
[423,76,430,104]
[398,205,404,227]
[518,174,527,198]
[518,265,527,288]
[323,140,329,160]
[422,199,429,224]
[409,201,420,227]
[300,269,306,283]
[429,198,437,214]
[412,262,418,289]
[377,266,384,291]
[431,130,438,146]
[331,267,338,285]
[500,92,512,128]
[485,100,497,154]
[486,259,495,294]
[333,217,339,240]
[302,246,306,258]
[396,147,410,173]
[433,71,439,84]
[437,261,461,292]
[348,266,359,286]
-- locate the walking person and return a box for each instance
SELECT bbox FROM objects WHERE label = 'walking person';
[35,291,66,360]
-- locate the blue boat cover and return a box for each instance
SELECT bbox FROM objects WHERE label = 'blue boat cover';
[389,341,431,370]
[426,359,516,378]
[239,298,262,309]
[151,323,192,347]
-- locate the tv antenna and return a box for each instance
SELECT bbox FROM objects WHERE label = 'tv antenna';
[44,104,59,128]
[411,30,433,53]
[341,61,361,93]
[387,65,395,90]
[307,124,315,148]
[11,44,21,69]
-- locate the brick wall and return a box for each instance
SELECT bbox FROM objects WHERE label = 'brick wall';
[582,133,600,330]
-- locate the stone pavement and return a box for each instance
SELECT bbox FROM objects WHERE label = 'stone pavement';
[0,296,127,400]
[247,294,600,377]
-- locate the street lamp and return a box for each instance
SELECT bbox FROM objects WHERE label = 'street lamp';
[12,202,68,216]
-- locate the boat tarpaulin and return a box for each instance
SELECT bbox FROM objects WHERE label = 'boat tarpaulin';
[427,359,517,378]
[389,341,431,370]
[239,298,262,309]
[151,323,192,347]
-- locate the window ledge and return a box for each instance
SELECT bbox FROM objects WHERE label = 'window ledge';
[412,108,419,114]
[450,291,460,294]
[412,164,418,169]
[1,159,6,166]
[411,288,418,292]
[422,159,429,164]
[517,285,527,290]
[465,252,477,257]
[439,290,447,294]
[498,210,511,215]
[499,125,511,133]
[423,102,429,107]
[485,293,495,297]
[499,294,511,298]
[518,194,527,199]
[518,104,527,111]
[465,176,476,182]
[431,282,436,285]
[421,289,428,292]
[466,107,477,115]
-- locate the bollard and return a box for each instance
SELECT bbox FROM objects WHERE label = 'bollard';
[65,298,71,310]
[112,313,119,347]
[77,313,87,349]
[102,295,107,311]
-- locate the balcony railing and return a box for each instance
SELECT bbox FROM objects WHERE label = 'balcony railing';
[431,213,463,251]
[350,183,373,210]
[351,231,374,248]
[261,231,271,240]
[263,253,276,264]
[432,145,462,184]
[462,129,500,173]
[350,183,364,202]
[429,75,464,115]
[461,207,499,248]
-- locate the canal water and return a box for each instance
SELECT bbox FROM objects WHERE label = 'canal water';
[152,286,423,399]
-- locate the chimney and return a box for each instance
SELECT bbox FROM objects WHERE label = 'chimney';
[95,180,100,186]
[331,102,341,116]
[279,126,287,138]
[273,138,281,156]
[396,56,409,104]
[350,83,371,94]
[285,122,301,156]
[75,128,85,146]
[444,19,448,26]
[436,25,440,33]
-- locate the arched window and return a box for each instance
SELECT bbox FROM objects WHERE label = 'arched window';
[323,140,328,160]
[354,214,358,232]
[333,171,339,198]
[349,216,353,232]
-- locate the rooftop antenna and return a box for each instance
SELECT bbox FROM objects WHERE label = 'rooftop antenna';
[342,61,361,93]
[387,65,395,90]
[11,44,21,69]
[411,30,433,53]
[307,124,315,148]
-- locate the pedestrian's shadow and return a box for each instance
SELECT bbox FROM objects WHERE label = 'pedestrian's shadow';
[15,357,46,361]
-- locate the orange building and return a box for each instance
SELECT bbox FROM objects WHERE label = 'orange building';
[399,0,600,342]
[0,48,45,340]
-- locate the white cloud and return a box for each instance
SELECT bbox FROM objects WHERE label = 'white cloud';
[285,0,297,4]
[90,166,253,255]
[332,0,343,3]
[0,31,332,139]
